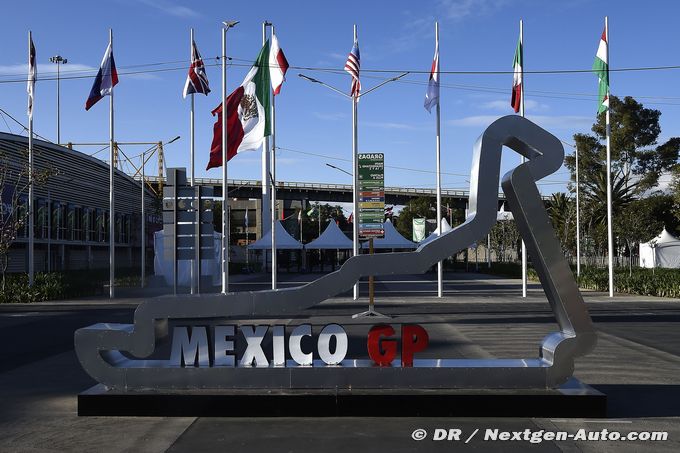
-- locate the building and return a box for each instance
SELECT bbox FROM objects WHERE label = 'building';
[0,132,157,274]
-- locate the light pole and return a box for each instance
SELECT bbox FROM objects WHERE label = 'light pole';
[221,20,239,295]
[49,55,67,144]
[300,70,407,300]
[561,140,581,276]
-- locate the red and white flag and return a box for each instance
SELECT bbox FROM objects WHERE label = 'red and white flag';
[183,39,210,98]
[344,40,361,98]
[269,34,289,95]
[510,33,523,113]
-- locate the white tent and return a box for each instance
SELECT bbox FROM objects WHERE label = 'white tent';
[639,228,680,269]
[418,218,453,245]
[154,230,222,286]
[248,220,303,250]
[361,219,417,249]
[497,202,513,221]
[306,220,353,249]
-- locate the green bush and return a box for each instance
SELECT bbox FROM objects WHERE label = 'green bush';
[0,267,142,303]
[479,261,680,298]
[578,267,680,298]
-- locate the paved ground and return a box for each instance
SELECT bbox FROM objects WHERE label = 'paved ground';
[1,272,679,452]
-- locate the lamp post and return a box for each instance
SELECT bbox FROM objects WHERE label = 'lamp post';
[301,71,407,300]
[49,55,67,144]
[221,20,239,295]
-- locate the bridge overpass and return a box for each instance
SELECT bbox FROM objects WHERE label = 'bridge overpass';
[142,176,509,208]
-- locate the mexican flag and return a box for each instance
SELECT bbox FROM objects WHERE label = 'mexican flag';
[510,34,522,113]
[592,25,609,114]
[207,41,271,169]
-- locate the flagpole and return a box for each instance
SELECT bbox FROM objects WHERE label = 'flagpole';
[221,25,229,294]
[28,31,34,287]
[352,24,359,301]
[435,21,443,298]
[519,18,528,298]
[261,22,272,258]
[189,27,197,295]
[576,142,581,276]
[605,15,614,297]
[271,25,278,290]
[109,28,115,299]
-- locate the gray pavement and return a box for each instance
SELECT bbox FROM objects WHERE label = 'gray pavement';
[1,272,679,452]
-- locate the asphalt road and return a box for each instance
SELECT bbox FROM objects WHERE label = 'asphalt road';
[1,273,679,452]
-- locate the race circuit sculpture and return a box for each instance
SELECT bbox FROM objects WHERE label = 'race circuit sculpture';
[75,115,597,390]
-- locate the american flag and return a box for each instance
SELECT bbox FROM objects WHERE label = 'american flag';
[183,39,210,98]
[344,40,361,98]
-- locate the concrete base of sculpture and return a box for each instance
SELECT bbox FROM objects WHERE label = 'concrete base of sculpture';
[78,378,606,417]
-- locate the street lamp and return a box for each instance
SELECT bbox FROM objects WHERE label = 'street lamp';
[299,67,407,301]
[325,162,352,177]
[49,55,67,144]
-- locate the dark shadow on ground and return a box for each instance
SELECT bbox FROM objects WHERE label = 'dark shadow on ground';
[593,384,680,417]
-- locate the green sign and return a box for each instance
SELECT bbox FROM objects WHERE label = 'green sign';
[358,153,384,239]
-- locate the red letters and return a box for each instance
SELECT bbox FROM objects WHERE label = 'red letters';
[367,324,429,367]
[367,324,397,366]
[401,324,429,367]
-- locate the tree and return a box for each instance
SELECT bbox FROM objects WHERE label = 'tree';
[0,150,56,290]
[614,196,668,275]
[394,197,434,241]
[564,96,680,255]
[566,96,680,191]
[489,220,520,263]
[546,193,575,255]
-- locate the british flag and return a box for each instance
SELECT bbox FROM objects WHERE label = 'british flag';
[183,40,210,98]
[344,40,361,98]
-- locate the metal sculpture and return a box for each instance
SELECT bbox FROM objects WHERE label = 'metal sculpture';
[75,115,596,390]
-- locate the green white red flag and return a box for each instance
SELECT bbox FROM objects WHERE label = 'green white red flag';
[592,25,609,114]
[510,33,522,113]
[207,41,272,169]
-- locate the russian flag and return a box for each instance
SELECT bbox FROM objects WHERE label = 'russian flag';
[85,42,118,111]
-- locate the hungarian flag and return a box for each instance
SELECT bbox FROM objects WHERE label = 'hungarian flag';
[424,38,439,113]
[85,41,118,111]
[269,34,289,95]
[183,39,210,98]
[592,24,609,114]
[510,33,522,113]
[27,35,36,119]
[207,41,271,169]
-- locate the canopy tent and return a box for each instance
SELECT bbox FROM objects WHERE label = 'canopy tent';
[360,219,417,249]
[639,228,680,269]
[418,218,453,246]
[154,230,222,286]
[248,220,303,250]
[497,202,513,221]
[306,220,353,249]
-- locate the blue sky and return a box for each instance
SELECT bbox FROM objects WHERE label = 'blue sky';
[1,0,679,196]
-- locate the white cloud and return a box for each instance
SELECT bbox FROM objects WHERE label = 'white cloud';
[449,114,592,130]
[313,112,347,121]
[364,121,423,131]
[480,99,549,112]
[437,0,510,20]
[0,63,95,78]
[136,0,200,18]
